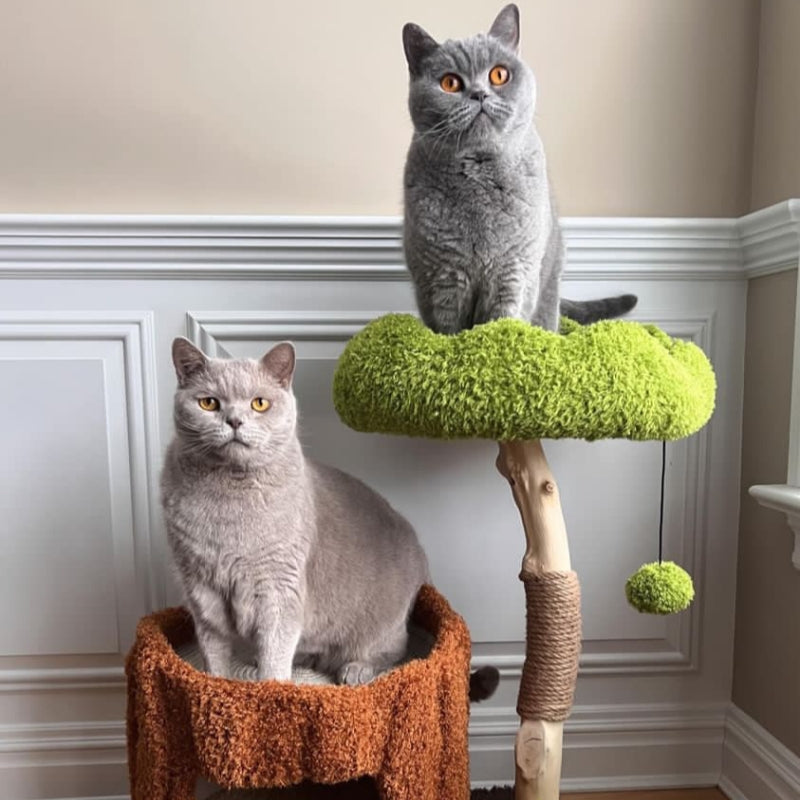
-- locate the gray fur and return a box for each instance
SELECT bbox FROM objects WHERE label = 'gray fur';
[402,4,636,334]
[161,338,429,684]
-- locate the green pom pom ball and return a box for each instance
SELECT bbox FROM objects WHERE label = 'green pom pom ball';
[625,561,695,614]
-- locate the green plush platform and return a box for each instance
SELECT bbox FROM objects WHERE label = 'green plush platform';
[333,314,715,442]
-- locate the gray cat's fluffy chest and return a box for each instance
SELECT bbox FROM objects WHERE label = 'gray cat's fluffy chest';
[163,452,309,581]
[405,143,546,265]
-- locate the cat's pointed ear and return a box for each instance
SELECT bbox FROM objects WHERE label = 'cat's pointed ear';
[488,4,520,53]
[260,342,296,389]
[403,23,439,76]
[172,337,208,386]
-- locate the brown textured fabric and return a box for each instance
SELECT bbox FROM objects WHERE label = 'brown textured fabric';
[126,585,472,800]
[517,570,581,722]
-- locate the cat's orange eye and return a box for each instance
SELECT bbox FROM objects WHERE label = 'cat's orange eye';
[440,73,463,93]
[489,65,510,86]
[251,397,270,412]
[198,397,219,411]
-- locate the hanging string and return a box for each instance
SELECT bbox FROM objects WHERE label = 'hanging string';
[658,440,666,564]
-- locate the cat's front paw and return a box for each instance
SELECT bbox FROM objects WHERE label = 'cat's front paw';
[202,654,234,679]
[337,661,378,686]
[256,663,292,682]
[206,664,234,679]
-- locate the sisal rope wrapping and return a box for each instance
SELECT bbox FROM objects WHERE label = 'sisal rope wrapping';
[517,570,582,723]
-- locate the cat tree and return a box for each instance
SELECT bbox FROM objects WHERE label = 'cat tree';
[333,313,716,800]
[125,314,714,800]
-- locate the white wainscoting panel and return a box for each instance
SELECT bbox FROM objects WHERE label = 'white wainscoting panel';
[0,209,763,798]
[0,352,119,656]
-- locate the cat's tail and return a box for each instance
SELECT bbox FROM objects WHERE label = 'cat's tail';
[560,294,638,325]
[469,665,500,702]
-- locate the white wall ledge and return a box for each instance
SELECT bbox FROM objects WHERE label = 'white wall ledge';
[746,199,800,574]
[748,484,800,570]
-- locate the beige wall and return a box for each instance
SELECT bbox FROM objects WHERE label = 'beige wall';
[750,0,800,210]
[734,269,800,756]
[0,0,759,216]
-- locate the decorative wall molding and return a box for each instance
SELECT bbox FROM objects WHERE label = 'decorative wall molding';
[0,312,161,692]
[0,212,746,282]
[0,703,727,797]
[471,701,726,791]
[748,485,800,571]
[0,666,125,693]
[186,310,381,358]
[738,199,800,279]
[0,311,163,613]
[470,700,728,737]
[0,721,125,755]
[721,705,800,800]
[0,202,796,281]
[46,797,127,800]
[744,199,800,570]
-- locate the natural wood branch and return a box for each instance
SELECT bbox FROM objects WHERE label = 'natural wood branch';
[496,439,574,800]
[496,440,571,576]
[515,719,563,800]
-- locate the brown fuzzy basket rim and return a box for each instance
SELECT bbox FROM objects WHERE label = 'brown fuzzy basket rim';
[125,583,469,699]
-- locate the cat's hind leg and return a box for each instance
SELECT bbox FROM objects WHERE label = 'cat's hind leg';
[336,620,410,686]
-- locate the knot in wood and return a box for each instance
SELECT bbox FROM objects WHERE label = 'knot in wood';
[542,480,556,494]
[507,466,530,491]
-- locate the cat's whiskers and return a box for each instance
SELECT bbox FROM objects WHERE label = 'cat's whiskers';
[485,99,513,124]
[416,105,476,159]
[414,115,456,141]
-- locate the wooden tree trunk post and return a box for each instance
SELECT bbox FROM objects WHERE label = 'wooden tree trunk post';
[496,440,582,800]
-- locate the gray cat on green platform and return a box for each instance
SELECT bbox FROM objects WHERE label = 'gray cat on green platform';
[161,338,498,698]
[402,4,636,334]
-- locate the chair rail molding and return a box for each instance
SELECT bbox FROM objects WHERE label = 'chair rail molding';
[0,210,748,281]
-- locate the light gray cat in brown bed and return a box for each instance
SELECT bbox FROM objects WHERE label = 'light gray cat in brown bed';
[161,339,498,698]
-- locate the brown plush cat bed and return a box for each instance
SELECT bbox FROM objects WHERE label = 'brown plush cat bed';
[126,585,471,800]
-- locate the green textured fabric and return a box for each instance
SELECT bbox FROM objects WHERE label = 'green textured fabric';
[625,561,695,614]
[333,314,716,441]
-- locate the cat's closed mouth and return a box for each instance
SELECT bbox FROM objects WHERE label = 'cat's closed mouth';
[471,110,494,127]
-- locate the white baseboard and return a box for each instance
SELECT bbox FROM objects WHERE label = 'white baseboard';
[720,705,800,800]
[9,703,800,799]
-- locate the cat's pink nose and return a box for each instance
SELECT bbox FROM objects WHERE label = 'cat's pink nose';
[226,417,242,429]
